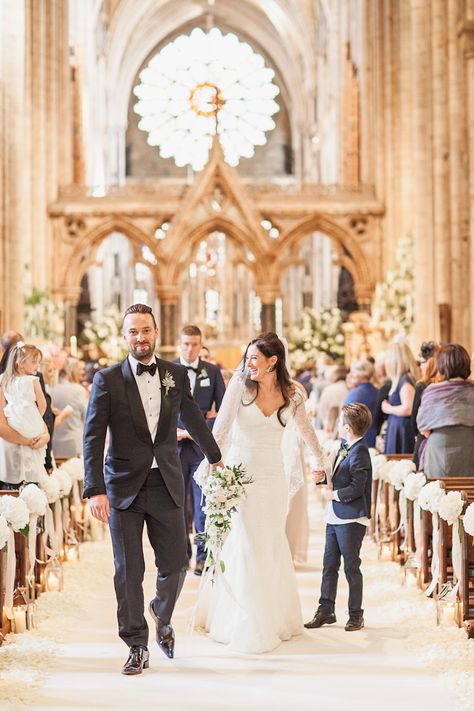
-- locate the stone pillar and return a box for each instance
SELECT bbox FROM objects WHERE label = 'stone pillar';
[257,286,280,333]
[410,0,436,342]
[60,287,82,342]
[157,287,180,360]
[261,303,276,333]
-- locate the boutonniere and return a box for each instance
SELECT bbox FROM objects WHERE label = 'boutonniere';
[339,444,350,460]
[162,371,175,396]
[198,367,208,380]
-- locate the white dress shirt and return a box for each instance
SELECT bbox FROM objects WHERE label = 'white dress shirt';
[325,437,370,527]
[180,356,199,392]
[128,354,161,468]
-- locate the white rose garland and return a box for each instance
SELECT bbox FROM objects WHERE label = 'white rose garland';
[462,502,474,537]
[0,495,30,531]
[0,514,9,549]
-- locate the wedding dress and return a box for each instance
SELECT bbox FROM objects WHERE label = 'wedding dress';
[195,375,325,654]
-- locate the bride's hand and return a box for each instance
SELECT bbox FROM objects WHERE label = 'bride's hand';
[313,469,326,484]
[210,460,224,471]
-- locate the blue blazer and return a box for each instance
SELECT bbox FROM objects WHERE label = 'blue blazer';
[329,440,372,520]
[175,358,226,457]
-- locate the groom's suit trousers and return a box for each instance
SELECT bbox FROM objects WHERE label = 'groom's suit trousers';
[108,469,188,647]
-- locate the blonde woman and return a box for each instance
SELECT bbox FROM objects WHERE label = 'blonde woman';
[381,342,419,454]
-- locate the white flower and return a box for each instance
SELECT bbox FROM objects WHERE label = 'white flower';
[51,468,73,497]
[388,460,416,490]
[462,502,474,536]
[403,472,426,501]
[20,483,48,516]
[58,457,84,482]
[438,490,464,525]
[418,480,445,513]
[162,371,175,396]
[378,460,395,483]
[0,514,9,549]
[38,471,61,503]
[0,495,30,531]
[370,454,387,481]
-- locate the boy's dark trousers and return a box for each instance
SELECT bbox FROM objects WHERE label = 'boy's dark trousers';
[319,522,366,616]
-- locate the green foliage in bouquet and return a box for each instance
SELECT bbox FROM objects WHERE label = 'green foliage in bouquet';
[288,306,345,370]
[371,234,414,334]
[24,288,64,342]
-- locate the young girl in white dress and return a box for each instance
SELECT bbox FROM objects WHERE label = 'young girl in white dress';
[195,332,327,654]
[0,342,48,484]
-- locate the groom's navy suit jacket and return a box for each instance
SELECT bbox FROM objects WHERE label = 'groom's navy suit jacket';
[174,358,226,460]
[327,440,372,520]
[82,357,222,510]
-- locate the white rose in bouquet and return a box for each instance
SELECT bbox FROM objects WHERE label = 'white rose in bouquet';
[403,472,426,501]
[20,483,48,516]
[0,495,29,531]
[38,471,61,503]
[462,502,474,536]
[0,514,9,549]
[418,480,445,513]
[438,490,464,525]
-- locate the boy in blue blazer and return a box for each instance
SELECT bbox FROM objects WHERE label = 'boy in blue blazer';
[305,403,372,632]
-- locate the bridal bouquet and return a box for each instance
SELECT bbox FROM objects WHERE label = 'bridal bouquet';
[195,463,253,579]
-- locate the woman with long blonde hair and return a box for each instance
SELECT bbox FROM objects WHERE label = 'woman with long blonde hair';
[381,342,419,454]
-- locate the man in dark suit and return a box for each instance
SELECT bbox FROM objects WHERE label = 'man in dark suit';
[83,304,222,675]
[305,403,372,632]
[174,325,226,575]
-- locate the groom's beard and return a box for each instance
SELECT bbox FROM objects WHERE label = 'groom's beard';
[129,339,156,362]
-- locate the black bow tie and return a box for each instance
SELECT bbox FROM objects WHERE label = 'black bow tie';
[185,366,199,374]
[136,362,157,376]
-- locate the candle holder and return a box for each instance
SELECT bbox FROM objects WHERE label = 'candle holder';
[64,534,80,563]
[12,588,28,634]
[44,558,64,592]
[436,582,459,627]
[26,601,37,630]
[401,553,419,588]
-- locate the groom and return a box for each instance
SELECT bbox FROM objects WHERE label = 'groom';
[83,304,223,675]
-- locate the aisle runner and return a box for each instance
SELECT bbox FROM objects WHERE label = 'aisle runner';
[1,493,473,711]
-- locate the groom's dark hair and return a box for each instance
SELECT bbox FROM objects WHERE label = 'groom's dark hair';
[123,303,157,329]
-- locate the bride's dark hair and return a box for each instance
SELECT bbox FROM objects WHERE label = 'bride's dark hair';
[242,332,294,426]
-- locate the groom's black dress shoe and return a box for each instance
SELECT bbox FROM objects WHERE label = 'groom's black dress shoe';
[148,601,175,658]
[304,610,337,629]
[121,645,149,675]
[345,615,364,631]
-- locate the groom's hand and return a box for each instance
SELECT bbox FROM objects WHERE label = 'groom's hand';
[313,470,326,484]
[89,494,110,523]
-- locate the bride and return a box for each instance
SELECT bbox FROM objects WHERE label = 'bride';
[195,332,326,654]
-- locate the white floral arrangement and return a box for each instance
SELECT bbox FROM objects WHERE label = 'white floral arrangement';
[80,305,128,363]
[51,468,73,498]
[371,234,414,335]
[462,502,474,537]
[388,460,416,491]
[403,472,426,501]
[194,463,253,577]
[20,483,48,516]
[0,514,9,549]
[370,453,387,481]
[38,471,61,503]
[438,491,464,526]
[287,306,345,370]
[58,457,84,482]
[418,480,445,513]
[378,460,395,484]
[0,495,30,532]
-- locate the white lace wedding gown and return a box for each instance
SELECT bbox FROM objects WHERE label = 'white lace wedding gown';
[196,393,325,654]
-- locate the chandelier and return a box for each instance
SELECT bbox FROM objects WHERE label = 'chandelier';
[133,27,280,171]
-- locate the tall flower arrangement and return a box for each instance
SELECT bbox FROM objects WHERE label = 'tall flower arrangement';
[80,305,128,363]
[287,307,345,370]
[24,288,64,342]
[371,234,414,335]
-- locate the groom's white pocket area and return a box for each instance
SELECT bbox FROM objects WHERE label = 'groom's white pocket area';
[200,378,210,387]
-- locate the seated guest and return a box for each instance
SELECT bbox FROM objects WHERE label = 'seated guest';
[49,357,88,457]
[417,343,474,477]
[317,365,349,436]
[343,359,379,447]
[411,341,440,469]
[382,343,419,454]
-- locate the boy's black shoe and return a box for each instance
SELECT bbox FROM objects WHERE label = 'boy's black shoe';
[345,615,364,631]
[304,609,337,628]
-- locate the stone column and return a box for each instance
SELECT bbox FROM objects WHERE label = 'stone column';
[60,287,82,342]
[257,286,280,333]
[157,287,181,360]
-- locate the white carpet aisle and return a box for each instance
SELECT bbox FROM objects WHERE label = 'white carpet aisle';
[1,490,474,711]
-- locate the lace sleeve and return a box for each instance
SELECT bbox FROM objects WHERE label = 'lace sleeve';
[291,391,326,470]
[194,368,247,486]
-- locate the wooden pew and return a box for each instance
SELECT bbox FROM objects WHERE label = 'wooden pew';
[460,493,474,638]
[373,454,413,561]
